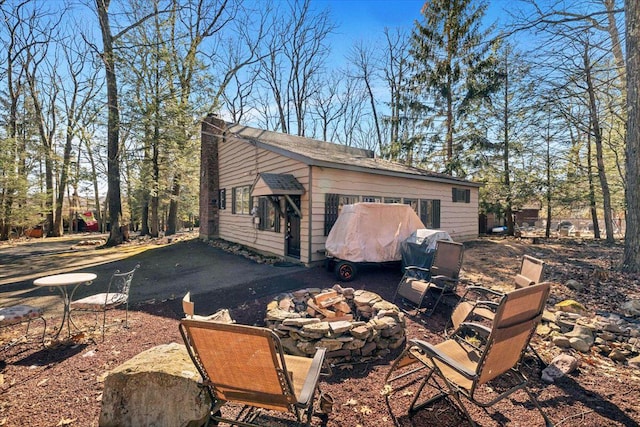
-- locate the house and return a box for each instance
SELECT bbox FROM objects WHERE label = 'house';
[199,115,481,265]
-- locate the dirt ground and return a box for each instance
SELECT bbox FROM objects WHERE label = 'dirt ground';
[1,234,640,427]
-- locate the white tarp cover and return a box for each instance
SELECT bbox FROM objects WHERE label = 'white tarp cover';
[404,229,452,250]
[325,203,425,263]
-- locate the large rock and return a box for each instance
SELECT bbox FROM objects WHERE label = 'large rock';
[99,343,210,427]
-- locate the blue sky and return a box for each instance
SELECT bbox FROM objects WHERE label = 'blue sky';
[314,0,517,66]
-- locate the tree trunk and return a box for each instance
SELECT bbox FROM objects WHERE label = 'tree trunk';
[584,43,615,243]
[166,175,180,236]
[97,0,123,246]
[83,138,102,231]
[503,58,514,236]
[544,119,552,238]
[623,0,640,272]
[587,131,601,239]
[54,123,75,237]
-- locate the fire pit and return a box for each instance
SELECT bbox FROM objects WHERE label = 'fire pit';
[265,285,406,364]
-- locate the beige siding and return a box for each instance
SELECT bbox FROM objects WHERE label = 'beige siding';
[218,137,311,262]
[309,167,478,263]
[217,137,478,266]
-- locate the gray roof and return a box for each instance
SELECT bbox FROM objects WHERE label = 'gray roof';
[222,123,481,188]
[252,173,305,196]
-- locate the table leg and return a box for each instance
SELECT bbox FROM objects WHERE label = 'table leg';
[49,284,82,339]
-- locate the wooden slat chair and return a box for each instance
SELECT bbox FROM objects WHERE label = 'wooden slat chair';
[0,304,46,350]
[394,240,464,316]
[182,292,234,323]
[179,320,327,427]
[70,264,140,340]
[385,282,553,427]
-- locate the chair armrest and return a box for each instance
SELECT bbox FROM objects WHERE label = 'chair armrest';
[405,266,431,273]
[431,275,458,283]
[459,285,504,304]
[457,322,492,338]
[464,285,504,296]
[408,339,477,380]
[297,347,327,406]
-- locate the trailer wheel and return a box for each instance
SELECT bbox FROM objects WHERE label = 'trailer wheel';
[335,261,357,282]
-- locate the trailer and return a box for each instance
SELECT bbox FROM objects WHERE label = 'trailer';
[324,203,425,281]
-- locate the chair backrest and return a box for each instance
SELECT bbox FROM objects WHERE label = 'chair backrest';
[109,264,140,296]
[476,282,551,385]
[514,255,545,288]
[180,320,297,412]
[182,292,195,318]
[431,240,464,280]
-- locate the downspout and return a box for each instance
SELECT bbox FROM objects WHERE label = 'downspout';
[308,165,313,265]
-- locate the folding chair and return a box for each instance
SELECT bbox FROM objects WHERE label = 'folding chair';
[515,255,545,288]
[182,292,234,323]
[385,282,553,427]
[70,264,140,340]
[448,256,546,334]
[394,240,464,316]
[0,304,47,350]
[179,319,327,426]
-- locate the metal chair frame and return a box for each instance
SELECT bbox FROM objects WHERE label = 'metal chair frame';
[70,264,140,340]
[180,319,326,427]
[386,282,554,427]
[394,240,464,316]
[0,305,47,351]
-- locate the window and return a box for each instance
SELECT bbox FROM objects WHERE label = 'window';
[256,197,281,232]
[232,186,251,214]
[362,196,382,203]
[420,199,441,228]
[452,188,470,203]
[324,194,359,235]
[403,198,418,213]
[384,197,401,204]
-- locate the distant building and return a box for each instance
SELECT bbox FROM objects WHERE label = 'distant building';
[199,115,480,265]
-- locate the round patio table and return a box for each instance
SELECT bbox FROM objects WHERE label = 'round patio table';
[34,272,97,339]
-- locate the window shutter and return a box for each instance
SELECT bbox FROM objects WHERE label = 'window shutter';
[452,188,457,202]
[465,189,471,203]
[219,189,226,210]
[432,200,441,228]
[232,188,237,213]
[258,198,267,231]
[325,193,339,235]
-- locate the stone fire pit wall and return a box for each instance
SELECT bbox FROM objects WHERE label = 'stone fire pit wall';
[265,285,406,364]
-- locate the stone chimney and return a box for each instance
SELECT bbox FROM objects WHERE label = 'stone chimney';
[199,114,225,239]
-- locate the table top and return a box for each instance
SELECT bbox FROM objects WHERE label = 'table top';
[33,272,97,287]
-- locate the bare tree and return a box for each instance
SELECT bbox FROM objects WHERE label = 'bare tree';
[259,0,334,136]
[347,41,383,154]
[54,38,101,236]
[95,0,124,245]
[23,20,59,237]
[623,0,640,271]
[583,37,615,242]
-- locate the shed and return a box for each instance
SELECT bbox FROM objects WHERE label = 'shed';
[200,115,480,265]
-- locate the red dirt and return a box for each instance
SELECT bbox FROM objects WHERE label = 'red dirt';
[1,236,640,426]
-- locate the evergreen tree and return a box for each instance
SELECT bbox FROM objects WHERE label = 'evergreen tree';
[409,0,499,176]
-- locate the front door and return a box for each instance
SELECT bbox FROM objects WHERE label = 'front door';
[286,196,301,259]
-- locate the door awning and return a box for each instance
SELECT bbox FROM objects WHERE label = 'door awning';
[251,173,305,197]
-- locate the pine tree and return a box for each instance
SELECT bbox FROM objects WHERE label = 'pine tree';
[409,0,499,176]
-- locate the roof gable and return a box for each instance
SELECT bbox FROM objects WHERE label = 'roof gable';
[251,173,305,197]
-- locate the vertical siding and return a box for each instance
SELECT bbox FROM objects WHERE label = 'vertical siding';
[218,136,310,262]
[309,168,478,263]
